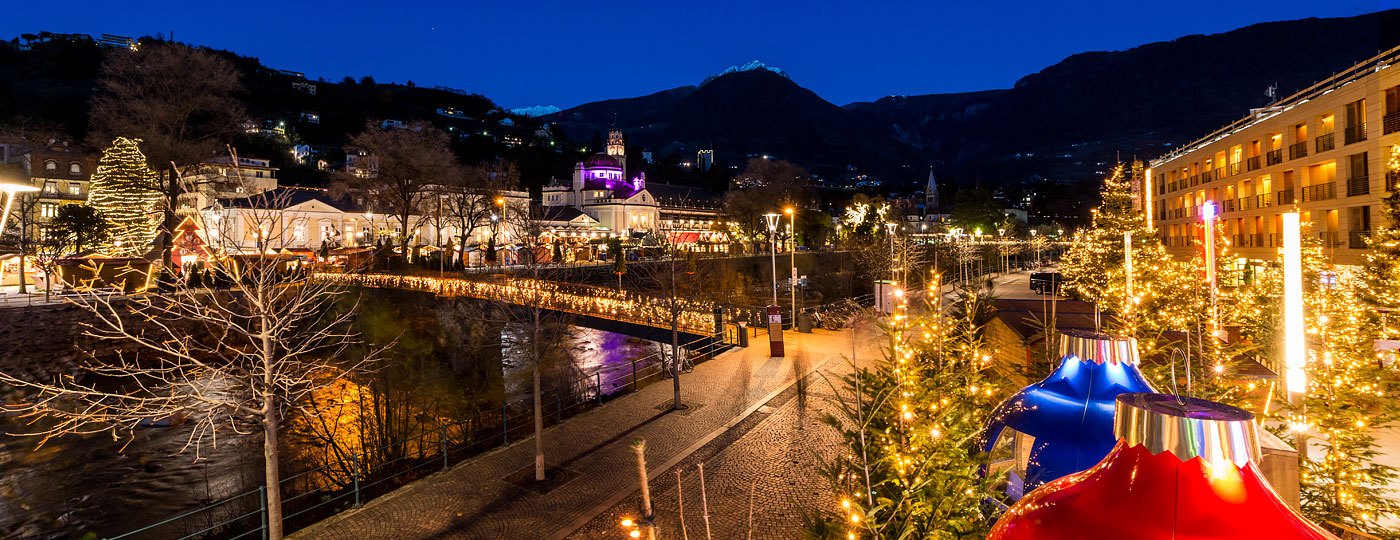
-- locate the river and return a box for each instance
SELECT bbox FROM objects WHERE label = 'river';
[0,291,665,539]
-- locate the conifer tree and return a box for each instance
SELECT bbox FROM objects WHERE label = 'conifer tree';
[1361,144,1400,340]
[87,137,161,258]
[819,284,1001,538]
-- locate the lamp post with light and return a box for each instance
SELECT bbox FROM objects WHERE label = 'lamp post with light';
[784,207,796,322]
[885,222,897,284]
[764,213,780,306]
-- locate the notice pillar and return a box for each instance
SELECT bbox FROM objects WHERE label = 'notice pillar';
[767,304,785,357]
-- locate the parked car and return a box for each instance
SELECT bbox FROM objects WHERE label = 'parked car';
[1030,272,1063,294]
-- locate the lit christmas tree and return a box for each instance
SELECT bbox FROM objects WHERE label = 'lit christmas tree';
[1298,263,1400,538]
[1360,144,1400,340]
[88,137,161,258]
[819,284,1001,539]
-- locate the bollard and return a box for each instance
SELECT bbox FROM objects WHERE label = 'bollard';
[596,372,603,404]
[502,404,509,445]
[632,360,638,391]
[556,387,563,421]
[441,426,449,471]
[352,453,361,507]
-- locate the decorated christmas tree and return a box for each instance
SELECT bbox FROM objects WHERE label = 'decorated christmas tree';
[88,137,161,258]
[818,283,1002,538]
[1361,144,1400,340]
[1298,264,1400,538]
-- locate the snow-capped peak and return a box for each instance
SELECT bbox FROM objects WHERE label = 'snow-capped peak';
[702,61,789,85]
[510,105,561,117]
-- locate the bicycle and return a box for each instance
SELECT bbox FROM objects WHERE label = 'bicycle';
[658,344,694,378]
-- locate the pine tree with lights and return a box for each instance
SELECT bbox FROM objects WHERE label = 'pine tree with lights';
[1297,262,1400,538]
[88,137,161,258]
[818,284,1002,539]
[1360,144,1400,340]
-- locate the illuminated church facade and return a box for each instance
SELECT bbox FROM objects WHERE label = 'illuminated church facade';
[542,128,660,235]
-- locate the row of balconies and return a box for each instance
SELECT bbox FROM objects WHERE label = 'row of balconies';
[1158,176,1371,222]
[1159,230,1370,249]
[1160,116,1387,196]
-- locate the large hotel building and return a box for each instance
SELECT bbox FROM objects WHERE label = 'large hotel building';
[1148,45,1400,269]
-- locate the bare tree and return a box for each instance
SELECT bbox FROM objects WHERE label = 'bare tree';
[722,158,810,253]
[500,200,579,482]
[87,41,247,266]
[442,159,518,267]
[335,122,459,260]
[0,187,380,540]
[630,233,708,410]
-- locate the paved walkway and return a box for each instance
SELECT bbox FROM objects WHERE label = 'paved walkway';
[292,324,884,539]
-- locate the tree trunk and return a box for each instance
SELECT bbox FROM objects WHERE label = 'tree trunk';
[263,398,284,540]
[260,318,284,539]
[160,169,178,268]
[670,257,681,410]
[533,309,545,482]
[17,252,26,294]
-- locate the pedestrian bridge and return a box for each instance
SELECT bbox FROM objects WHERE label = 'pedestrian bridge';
[314,273,724,340]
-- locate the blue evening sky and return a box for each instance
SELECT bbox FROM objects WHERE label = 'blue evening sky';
[4,0,1394,109]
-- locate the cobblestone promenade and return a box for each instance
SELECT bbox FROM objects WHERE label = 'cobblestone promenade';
[292,325,883,540]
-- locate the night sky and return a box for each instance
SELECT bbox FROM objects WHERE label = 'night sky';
[5,0,1394,109]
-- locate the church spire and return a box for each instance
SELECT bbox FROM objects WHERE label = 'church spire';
[925,167,940,214]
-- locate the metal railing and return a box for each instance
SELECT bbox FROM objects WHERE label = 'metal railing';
[1266,149,1283,166]
[1302,183,1336,203]
[106,332,735,540]
[1385,112,1400,135]
[1344,123,1367,145]
[1316,132,1335,153]
[1256,193,1273,209]
[1246,156,1261,171]
[1289,142,1308,160]
[1319,231,1341,247]
[1348,230,1371,249]
[1347,175,1370,197]
[1277,189,1296,205]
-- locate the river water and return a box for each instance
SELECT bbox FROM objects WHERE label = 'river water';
[0,292,664,539]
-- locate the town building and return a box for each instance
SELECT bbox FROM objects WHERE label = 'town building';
[540,128,724,248]
[0,139,95,238]
[178,155,279,214]
[1147,45,1400,269]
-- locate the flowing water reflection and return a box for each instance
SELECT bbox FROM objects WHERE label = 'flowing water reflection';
[0,292,662,539]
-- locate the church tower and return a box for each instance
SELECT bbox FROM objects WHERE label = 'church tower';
[924,167,940,215]
[606,129,625,160]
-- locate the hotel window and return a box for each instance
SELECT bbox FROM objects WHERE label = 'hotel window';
[39,203,58,218]
[1385,86,1400,134]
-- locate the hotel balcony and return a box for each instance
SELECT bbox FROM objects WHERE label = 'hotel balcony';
[1301,182,1336,202]
[1246,155,1261,171]
[1385,112,1400,135]
[1277,189,1296,205]
[1348,230,1371,249]
[1315,132,1335,153]
[1266,149,1283,165]
[1344,123,1367,145]
[1346,175,1370,197]
[1289,142,1308,160]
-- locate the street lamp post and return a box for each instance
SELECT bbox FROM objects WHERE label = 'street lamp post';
[764,213,780,306]
[885,222,897,284]
[784,207,796,324]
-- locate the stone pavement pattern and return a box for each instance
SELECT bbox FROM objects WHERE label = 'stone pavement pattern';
[566,368,856,539]
[292,325,883,540]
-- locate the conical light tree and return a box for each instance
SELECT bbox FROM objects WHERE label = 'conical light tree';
[1361,144,1400,340]
[88,137,161,258]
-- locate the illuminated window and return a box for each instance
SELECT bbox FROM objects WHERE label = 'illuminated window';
[39,203,58,218]
[69,162,82,175]
[44,160,57,171]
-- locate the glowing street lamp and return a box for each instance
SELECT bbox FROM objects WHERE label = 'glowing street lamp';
[0,182,39,237]
[784,207,796,320]
[764,213,780,306]
[1281,212,1305,394]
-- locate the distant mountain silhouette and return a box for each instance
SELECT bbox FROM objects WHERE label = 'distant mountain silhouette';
[558,9,1400,185]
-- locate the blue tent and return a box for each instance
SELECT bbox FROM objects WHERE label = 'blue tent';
[980,329,1154,500]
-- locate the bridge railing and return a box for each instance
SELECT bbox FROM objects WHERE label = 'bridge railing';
[102,333,732,540]
[315,273,719,336]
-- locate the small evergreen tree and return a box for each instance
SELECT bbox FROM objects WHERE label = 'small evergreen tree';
[87,137,161,258]
[1361,144,1400,340]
